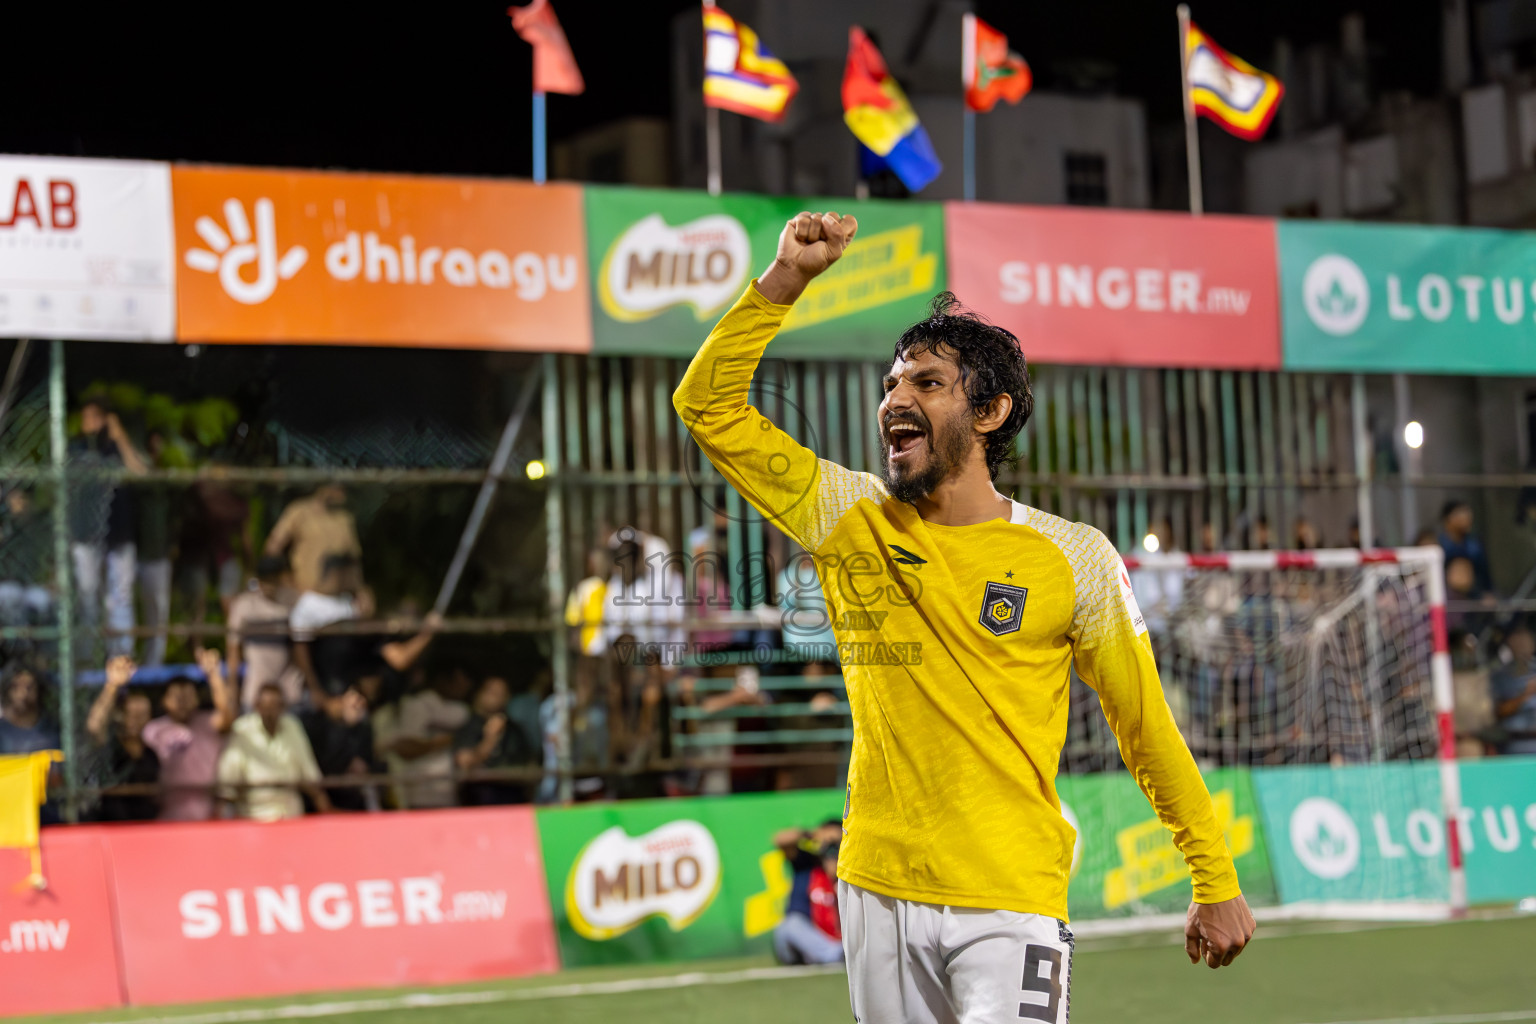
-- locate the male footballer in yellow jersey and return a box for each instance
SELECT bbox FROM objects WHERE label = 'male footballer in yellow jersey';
[674,211,1255,1023]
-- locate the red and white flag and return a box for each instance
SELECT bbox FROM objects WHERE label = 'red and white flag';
[963,13,1031,113]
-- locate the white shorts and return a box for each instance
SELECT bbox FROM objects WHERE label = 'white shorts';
[839,881,1074,1024]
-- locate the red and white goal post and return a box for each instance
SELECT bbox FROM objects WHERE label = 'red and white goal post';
[1105,545,1466,919]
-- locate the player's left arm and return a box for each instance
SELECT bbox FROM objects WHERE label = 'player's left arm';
[1069,528,1256,969]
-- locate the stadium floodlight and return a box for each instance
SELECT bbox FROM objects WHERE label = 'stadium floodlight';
[1142,532,1161,553]
[525,459,547,480]
[1404,421,1424,449]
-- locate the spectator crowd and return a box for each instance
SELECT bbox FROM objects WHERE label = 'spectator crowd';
[5,390,1536,831]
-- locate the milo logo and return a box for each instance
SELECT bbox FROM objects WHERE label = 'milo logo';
[564,820,722,940]
[599,213,750,322]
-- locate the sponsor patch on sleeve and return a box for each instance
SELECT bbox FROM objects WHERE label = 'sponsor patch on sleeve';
[1117,565,1148,635]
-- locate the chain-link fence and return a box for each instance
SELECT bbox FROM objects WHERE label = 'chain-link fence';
[5,336,1535,824]
[0,340,564,821]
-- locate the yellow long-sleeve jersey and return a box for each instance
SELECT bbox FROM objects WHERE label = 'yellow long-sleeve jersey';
[674,283,1241,921]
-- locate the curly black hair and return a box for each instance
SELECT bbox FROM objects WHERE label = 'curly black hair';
[892,292,1033,480]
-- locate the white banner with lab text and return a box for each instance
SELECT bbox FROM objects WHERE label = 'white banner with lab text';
[0,155,175,341]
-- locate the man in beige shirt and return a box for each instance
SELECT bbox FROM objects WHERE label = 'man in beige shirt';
[263,484,360,593]
[218,684,331,821]
[386,673,472,809]
[227,555,304,710]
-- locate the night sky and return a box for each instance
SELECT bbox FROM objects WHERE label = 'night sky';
[6,0,1442,178]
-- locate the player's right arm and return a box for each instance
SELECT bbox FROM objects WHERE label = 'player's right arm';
[673,212,862,549]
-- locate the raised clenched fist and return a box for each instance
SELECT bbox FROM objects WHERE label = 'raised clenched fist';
[757,212,859,305]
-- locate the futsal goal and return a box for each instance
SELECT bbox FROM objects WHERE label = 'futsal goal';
[1057,546,1465,926]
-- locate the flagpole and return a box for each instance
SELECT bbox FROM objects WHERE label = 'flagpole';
[706,106,722,196]
[533,89,547,184]
[1177,4,1203,215]
[702,0,722,195]
[962,12,976,201]
[963,110,976,201]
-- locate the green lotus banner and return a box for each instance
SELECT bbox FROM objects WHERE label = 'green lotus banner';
[1252,763,1447,905]
[584,186,946,359]
[1057,768,1276,919]
[1252,758,1536,906]
[1280,220,1536,374]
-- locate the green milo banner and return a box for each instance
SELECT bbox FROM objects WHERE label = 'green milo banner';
[533,760,1536,969]
[535,790,844,967]
[1280,220,1536,373]
[1253,758,1536,906]
[584,186,945,359]
[534,772,1278,968]
[1057,768,1276,919]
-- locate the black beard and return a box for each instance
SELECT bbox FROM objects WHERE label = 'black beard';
[881,410,973,504]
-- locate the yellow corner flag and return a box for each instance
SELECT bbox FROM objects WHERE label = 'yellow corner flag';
[0,750,62,889]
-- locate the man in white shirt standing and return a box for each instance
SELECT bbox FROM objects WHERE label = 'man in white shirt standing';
[218,683,331,821]
[602,527,686,655]
[290,553,370,707]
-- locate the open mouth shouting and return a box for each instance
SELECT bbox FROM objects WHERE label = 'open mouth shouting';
[885,418,929,466]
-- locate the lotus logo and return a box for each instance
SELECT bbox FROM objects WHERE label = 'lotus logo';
[598,213,750,322]
[1288,796,1360,879]
[1302,254,1370,336]
[564,820,721,940]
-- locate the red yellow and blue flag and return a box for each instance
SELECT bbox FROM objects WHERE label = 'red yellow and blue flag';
[703,7,798,122]
[1184,22,1284,140]
[842,27,943,192]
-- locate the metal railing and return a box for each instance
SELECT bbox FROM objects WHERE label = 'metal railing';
[5,335,1535,821]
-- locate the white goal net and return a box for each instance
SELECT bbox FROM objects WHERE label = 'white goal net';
[1055,548,1464,925]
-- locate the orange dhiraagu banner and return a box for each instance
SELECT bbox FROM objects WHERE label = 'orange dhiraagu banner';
[0,833,124,1016]
[104,808,559,1006]
[173,166,590,350]
[944,202,1281,369]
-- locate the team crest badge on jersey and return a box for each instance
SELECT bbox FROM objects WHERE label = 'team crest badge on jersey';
[977,581,1027,636]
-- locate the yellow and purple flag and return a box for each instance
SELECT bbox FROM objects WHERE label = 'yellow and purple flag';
[1184,22,1283,140]
[703,7,798,122]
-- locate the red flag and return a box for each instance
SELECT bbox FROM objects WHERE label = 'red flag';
[509,0,584,95]
[963,13,1031,113]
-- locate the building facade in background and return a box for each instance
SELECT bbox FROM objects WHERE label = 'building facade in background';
[668,0,1151,208]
